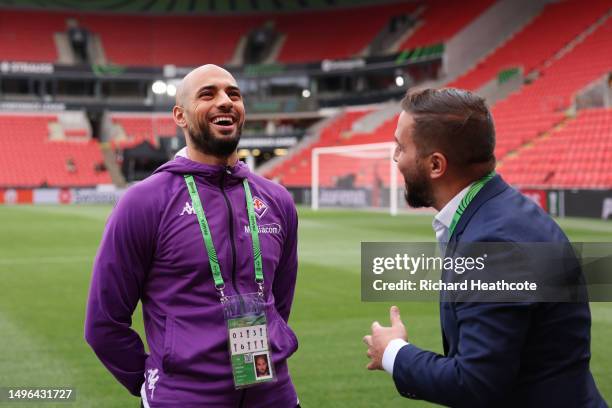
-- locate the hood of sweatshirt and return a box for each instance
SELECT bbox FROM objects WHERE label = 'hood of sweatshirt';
[153,154,251,188]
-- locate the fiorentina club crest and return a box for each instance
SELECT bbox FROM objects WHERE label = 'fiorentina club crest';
[252,196,268,218]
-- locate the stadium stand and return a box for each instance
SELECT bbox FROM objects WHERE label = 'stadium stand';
[449,0,612,90]
[0,114,110,187]
[110,113,175,148]
[499,108,612,188]
[78,14,266,67]
[267,3,612,189]
[398,0,495,50]
[267,109,374,186]
[0,10,62,62]
[273,2,419,63]
[0,9,267,66]
[0,1,610,191]
[1,4,421,66]
[0,0,487,66]
[261,0,499,185]
[0,0,388,14]
[492,14,612,159]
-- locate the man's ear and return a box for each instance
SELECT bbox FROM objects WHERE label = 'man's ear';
[429,152,447,180]
[172,105,186,128]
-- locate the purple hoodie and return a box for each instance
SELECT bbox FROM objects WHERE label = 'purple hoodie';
[85,157,299,407]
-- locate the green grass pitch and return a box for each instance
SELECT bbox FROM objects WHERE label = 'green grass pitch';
[0,205,610,407]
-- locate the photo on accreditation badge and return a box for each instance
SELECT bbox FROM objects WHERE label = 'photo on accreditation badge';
[253,353,273,380]
[0,1,611,408]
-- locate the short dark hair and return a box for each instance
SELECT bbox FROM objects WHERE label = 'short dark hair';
[401,88,496,171]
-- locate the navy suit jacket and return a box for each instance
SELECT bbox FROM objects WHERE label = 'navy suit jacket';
[392,175,607,407]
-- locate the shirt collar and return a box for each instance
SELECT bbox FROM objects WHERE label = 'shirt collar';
[175,146,188,158]
[432,184,471,238]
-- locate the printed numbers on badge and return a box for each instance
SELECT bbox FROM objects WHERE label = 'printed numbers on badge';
[229,324,267,355]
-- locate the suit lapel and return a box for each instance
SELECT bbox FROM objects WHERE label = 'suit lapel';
[440,175,509,356]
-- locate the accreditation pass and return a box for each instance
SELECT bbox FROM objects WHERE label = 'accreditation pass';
[228,314,275,388]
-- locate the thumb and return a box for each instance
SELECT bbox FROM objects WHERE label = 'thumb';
[389,305,402,327]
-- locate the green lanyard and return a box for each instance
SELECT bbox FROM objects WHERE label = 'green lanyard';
[448,172,496,238]
[184,174,264,299]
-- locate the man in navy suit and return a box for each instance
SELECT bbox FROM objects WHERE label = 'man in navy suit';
[363,88,607,407]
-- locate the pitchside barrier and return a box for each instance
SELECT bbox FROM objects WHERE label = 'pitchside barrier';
[0,186,610,221]
[524,188,612,220]
[0,186,125,205]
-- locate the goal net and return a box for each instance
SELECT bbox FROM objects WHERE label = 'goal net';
[311,142,402,215]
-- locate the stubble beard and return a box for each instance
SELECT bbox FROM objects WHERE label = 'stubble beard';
[187,120,243,158]
[403,163,434,208]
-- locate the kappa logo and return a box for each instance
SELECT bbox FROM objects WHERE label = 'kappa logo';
[252,196,268,218]
[180,201,195,216]
[147,368,160,399]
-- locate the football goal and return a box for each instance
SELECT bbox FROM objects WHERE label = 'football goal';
[311,142,401,215]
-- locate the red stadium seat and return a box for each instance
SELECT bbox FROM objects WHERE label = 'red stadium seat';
[0,11,64,61]
[0,114,111,187]
[110,113,175,149]
[266,109,374,186]
[399,0,495,50]
[499,108,612,188]
[449,0,611,91]
[274,2,418,64]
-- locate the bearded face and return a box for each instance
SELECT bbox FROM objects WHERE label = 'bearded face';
[186,114,243,158]
[402,157,435,208]
[393,112,435,209]
[174,66,246,160]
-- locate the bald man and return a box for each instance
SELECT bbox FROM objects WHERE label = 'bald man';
[85,65,300,407]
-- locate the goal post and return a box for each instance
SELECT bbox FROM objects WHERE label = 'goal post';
[311,142,400,215]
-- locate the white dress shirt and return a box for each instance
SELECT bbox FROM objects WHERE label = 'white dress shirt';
[431,184,471,245]
[175,146,188,159]
[381,184,472,375]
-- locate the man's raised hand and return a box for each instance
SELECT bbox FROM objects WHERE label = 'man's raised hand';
[363,306,407,370]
